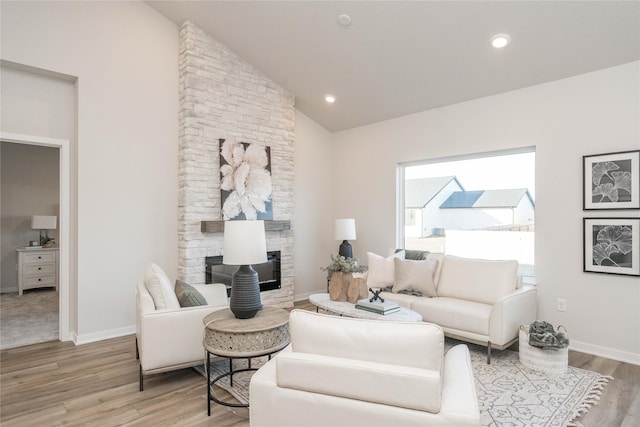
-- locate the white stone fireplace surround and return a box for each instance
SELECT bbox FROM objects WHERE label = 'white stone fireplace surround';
[178,21,295,308]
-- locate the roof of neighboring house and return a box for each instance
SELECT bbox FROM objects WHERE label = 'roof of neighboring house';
[440,188,535,209]
[404,176,464,208]
[439,190,484,208]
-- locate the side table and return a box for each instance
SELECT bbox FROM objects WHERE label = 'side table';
[202,307,290,415]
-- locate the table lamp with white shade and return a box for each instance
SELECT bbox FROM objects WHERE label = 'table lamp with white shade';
[223,220,267,319]
[335,218,356,259]
[31,215,57,246]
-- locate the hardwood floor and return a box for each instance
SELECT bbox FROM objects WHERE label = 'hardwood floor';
[1,300,638,426]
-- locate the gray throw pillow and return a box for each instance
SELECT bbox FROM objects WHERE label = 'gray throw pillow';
[395,249,430,260]
[174,279,207,307]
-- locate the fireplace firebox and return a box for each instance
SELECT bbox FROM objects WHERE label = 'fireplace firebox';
[205,251,281,297]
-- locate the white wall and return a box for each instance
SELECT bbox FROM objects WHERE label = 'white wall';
[293,110,335,300]
[1,1,179,342]
[332,62,640,364]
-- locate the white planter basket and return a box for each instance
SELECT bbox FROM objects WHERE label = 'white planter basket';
[519,325,568,375]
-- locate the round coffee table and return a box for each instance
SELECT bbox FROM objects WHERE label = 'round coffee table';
[202,307,290,414]
[309,293,422,322]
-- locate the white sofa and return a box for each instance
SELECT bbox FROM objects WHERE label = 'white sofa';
[250,309,480,427]
[373,251,537,363]
[136,264,229,390]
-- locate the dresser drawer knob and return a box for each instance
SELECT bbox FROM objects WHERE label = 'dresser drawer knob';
[38,256,42,259]
[38,267,42,270]
[38,278,42,282]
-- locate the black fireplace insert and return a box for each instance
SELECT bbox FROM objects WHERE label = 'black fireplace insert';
[205,251,281,297]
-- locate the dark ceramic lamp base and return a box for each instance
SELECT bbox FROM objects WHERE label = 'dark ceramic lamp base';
[230,264,263,319]
[339,240,353,259]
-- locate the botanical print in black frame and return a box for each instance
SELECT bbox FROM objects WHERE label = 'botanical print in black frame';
[219,138,273,221]
[583,217,640,276]
[583,150,640,210]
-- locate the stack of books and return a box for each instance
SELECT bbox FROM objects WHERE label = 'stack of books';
[355,298,400,315]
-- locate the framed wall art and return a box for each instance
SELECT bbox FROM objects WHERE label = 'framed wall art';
[583,150,640,210]
[219,138,273,221]
[583,217,640,276]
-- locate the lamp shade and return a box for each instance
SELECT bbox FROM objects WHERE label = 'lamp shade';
[335,218,356,241]
[31,215,57,230]
[223,220,267,265]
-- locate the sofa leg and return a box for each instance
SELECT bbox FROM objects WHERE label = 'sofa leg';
[487,342,492,364]
[139,365,144,392]
[135,337,139,360]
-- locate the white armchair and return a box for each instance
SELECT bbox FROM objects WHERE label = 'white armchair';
[135,265,229,391]
[250,310,480,427]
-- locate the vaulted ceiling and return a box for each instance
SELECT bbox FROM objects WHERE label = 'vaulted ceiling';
[147,1,640,132]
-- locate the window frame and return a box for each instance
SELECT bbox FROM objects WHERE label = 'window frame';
[397,146,536,282]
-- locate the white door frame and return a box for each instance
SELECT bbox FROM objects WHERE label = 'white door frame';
[1,132,71,341]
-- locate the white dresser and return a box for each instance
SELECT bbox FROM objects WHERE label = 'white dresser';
[16,248,59,295]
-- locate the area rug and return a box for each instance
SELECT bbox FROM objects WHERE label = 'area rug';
[196,340,612,427]
[0,289,59,350]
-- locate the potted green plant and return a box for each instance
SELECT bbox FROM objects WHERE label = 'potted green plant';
[40,235,56,248]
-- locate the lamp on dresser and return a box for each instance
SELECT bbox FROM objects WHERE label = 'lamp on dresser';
[31,215,57,247]
[335,218,356,259]
[223,220,267,319]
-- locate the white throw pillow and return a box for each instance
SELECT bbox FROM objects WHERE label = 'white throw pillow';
[366,251,405,288]
[144,263,180,310]
[392,258,438,297]
[426,253,445,288]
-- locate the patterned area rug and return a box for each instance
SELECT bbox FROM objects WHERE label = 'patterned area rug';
[456,341,611,427]
[0,289,58,350]
[194,357,270,405]
[195,340,611,427]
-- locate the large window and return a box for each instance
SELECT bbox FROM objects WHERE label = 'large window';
[399,148,535,281]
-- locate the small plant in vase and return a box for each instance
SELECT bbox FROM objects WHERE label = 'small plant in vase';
[321,255,367,302]
[40,235,56,248]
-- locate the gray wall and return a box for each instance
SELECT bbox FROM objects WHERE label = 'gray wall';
[1,142,59,293]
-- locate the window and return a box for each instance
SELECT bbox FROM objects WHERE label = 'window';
[398,148,535,281]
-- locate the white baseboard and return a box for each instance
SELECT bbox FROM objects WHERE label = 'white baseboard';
[570,339,640,366]
[73,325,136,346]
[294,290,322,303]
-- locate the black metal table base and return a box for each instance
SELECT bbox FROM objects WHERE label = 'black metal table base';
[206,351,271,415]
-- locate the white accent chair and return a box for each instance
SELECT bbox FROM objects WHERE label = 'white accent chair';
[135,266,228,391]
[250,310,480,427]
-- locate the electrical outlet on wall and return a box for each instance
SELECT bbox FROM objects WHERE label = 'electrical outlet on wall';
[557,298,567,312]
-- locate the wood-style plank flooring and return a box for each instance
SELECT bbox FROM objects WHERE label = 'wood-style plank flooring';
[1,300,639,426]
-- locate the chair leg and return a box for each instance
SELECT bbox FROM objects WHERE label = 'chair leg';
[487,341,492,364]
[139,365,144,392]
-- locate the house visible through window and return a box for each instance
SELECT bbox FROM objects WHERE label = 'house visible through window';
[399,148,536,282]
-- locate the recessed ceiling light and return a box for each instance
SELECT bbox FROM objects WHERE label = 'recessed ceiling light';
[325,94,336,103]
[490,34,511,48]
[337,14,352,27]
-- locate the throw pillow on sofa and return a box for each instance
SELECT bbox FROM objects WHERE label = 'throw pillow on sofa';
[392,258,438,297]
[366,251,405,288]
[174,279,207,307]
[144,263,181,310]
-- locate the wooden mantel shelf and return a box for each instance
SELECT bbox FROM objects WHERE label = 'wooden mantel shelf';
[201,220,291,233]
